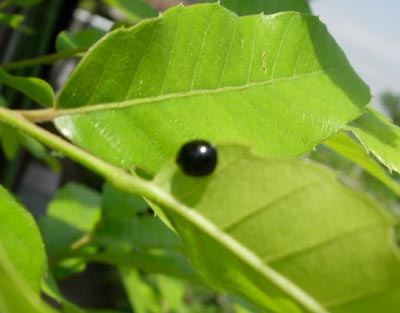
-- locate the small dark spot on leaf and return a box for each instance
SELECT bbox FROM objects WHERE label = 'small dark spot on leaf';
[262,51,267,73]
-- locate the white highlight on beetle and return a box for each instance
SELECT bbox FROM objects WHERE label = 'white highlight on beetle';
[199,146,207,154]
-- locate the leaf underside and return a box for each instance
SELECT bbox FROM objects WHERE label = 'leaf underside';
[153,145,400,313]
[0,185,46,294]
[55,4,370,174]
[347,108,400,175]
[0,244,56,313]
[324,131,400,197]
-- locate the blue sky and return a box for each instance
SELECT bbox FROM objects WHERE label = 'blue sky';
[310,0,400,105]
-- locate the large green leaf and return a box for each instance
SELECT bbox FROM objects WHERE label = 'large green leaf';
[0,185,46,294]
[153,145,400,313]
[0,243,57,313]
[55,4,369,174]
[198,0,311,14]
[347,108,400,174]
[0,68,54,108]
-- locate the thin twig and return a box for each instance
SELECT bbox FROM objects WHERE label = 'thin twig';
[0,46,89,71]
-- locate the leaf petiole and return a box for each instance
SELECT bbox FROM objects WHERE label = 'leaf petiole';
[0,46,88,71]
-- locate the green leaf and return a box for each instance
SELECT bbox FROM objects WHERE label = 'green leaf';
[0,185,46,294]
[0,69,54,108]
[39,183,101,272]
[0,123,60,170]
[19,134,61,172]
[91,248,197,281]
[0,12,32,33]
[118,267,160,313]
[0,12,23,28]
[55,4,369,174]
[93,183,197,280]
[153,145,400,313]
[198,0,311,14]
[347,108,400,174]
[56,29,106,52]
[0,243,57,313]
[98,183,181,250]
[102,182,148,219]
[324,131,400,197]
[100,184,161,245]
[156,275,186,312]
[0,123,19,159]
[102,0,157,23]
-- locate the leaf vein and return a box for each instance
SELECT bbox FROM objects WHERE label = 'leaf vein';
[125,25,159,100]
[246,17,260,84]
[159,9,183,95]
[271,14,296,79]
[325,285,390,309]
[217,18,237,88]
[265,222,383,264]
[190,11,216,91]
[292,31,308,76]
[223,180,320,232]
[54,65,346,118]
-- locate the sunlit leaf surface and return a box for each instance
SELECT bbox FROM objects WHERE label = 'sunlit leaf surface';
[152,145,400,312]
[55,4,370,174]
[0,185,46,294]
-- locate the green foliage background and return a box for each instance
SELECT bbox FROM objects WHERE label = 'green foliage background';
[0,1,400,312]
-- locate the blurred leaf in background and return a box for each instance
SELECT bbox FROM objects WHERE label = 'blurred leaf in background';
[56,28,106,52]
[102,0,157,23]
[381,91,400,125]
[39,183,101,279]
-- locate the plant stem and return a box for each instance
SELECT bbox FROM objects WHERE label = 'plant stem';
[0,107,146,192]
[0,47,88,71]
[18,108,58,123]
[0,107,175,216]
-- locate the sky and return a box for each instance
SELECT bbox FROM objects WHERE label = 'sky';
[310,0,400,106]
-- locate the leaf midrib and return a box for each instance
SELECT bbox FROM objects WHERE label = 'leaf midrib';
[266,222,383,264]
[54,65,346,118]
